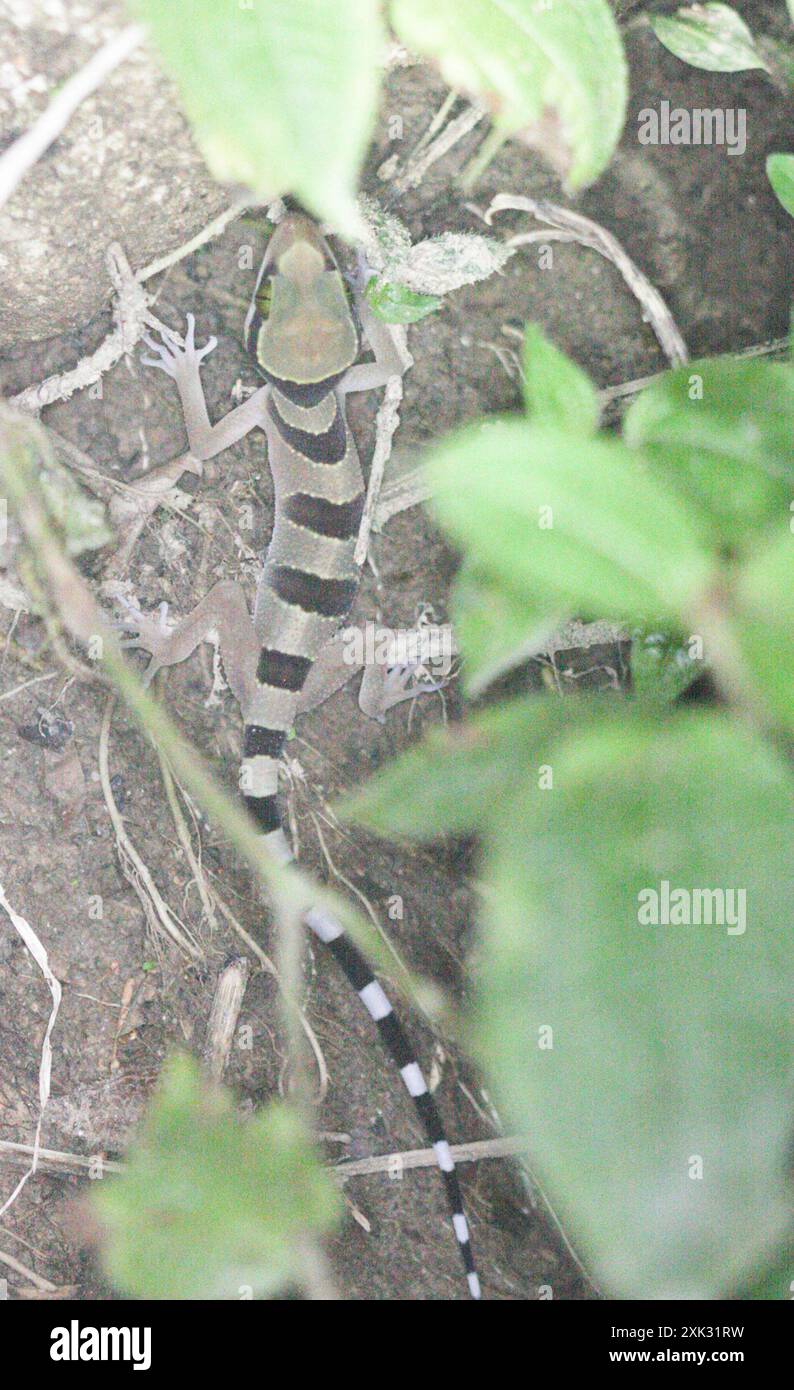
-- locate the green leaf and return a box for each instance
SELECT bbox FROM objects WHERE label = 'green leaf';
[630,626,704,704]
[137,0,383,233]
[94,1053,340,1299]
[40,459,112,557]
[401,232,513,294]
[342,695,581,839]
[650,3,769,72]
[476,713,794,1297]
[735,527,794,733]
[624,358,794,550]
[389,0,628,189]
[522,324,599,433]
[757,37,794,93]
[452,559,558,696]
[365,278,442,324]
[767,153,794,217]
[427,419,713,623]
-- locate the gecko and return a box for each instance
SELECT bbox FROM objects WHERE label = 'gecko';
[123,213,481,1300]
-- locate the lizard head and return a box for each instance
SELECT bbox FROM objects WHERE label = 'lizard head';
[244,215,359,392]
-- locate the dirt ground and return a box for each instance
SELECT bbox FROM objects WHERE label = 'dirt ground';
[0,3,792,1301]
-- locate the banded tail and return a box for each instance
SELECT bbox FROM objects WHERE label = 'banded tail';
[245,733,482,1296]
[245,725,482,1298]
[306,906,481,1298]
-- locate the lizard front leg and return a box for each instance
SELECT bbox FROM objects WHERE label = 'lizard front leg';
[118,580,259,710]
[338,295,412,396]
[142,314,269,460]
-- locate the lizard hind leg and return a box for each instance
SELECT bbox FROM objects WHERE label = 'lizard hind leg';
[117,581,259,708]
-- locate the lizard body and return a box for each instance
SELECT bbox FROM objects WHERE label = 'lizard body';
[128,214,481,1299]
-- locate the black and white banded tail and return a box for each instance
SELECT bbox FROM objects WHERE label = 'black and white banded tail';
[305,906,481,1299]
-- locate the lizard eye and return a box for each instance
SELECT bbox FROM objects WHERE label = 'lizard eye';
[256,277,273,320]
[243,273,274,358]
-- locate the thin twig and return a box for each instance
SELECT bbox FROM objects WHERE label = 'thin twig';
[407,90,459,162]
[486,194,689,366]
[386,103,485,198]
[137,194,262,282]
[0,24,145,212]
[156,747,218,935]
[277,900,312,1115]
[0,672,57,702]
[338,1129,595,1286]
[334,1135,522,1180]
[0,883,62,1219]
[506,229,580,247]
[378,90,458,184]
[374,464,431,528]
[0,1247,57,1293]
[98,692,203,961]
[355,353,410,566]
[155,729,331,1101]
[0,1134,521,1184]
[0,1139,123,1177]
[596,335,790,418]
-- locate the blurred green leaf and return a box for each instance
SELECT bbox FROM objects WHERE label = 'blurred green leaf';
[342,696,584,838]
[137,0,383,233]
[476,713,794,1297]
[631,626,704,704]
[365,278,442,323]
[94,1053,340,1299]
[41,462,112,556]
[452,558,558,696]
[767,153,794,217]
[427,419,713,623]
[735,527,794,733]
[522,324,600,434]
[624,358,794,550]
[757,37,794,92]
[650,3,769,71]
[389,0,627,189]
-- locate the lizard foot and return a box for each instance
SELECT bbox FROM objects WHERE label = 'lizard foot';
[115,599,176,685]
[141,313,217,381]
[359,659,449,722]
[384,662,446,707]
